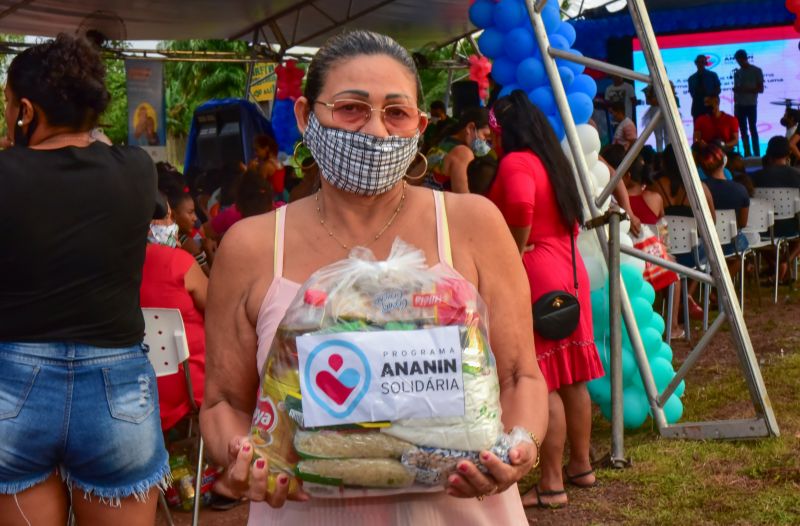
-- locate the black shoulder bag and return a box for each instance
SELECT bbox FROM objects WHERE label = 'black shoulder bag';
[532,234,581,341]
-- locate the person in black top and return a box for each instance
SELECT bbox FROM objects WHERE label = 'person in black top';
[694,142,749,281]
[752,136,800,282]
[0,34,168,524]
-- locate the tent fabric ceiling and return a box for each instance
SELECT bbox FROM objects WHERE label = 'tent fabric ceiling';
[0,0,475,50]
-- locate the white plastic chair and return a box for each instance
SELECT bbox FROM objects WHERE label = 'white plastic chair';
[753,188,800,302]
[664,215,700,342]
[710,209,746,312]
[142,308,203,526]
[742,199,775,306]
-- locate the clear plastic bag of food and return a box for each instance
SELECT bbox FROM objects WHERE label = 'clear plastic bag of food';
[250,238,527,498]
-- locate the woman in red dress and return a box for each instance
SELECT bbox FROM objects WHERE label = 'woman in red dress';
[488,91,604,508]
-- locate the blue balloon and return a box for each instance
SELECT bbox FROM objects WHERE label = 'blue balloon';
[468,0,496,29]
[567,91,593,125]
[529,86,556,115]
[548,114,565,141]
[504,27,536,63]
[663,394,683,423]
[650,356,675,392]
[477,28,506,59]
[555,21,577,47]
[541,3,561,33]
[549,33,570,53]
[569,74,598,99]
[497,83,521,98]
[494,0,526,32]
[516,57,546,91]
[559,49,586,76]
[491,56,518,87]
[623,386,650,429]
[558,66,574,89]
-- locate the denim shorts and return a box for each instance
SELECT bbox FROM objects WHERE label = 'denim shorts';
[0,342,170,502]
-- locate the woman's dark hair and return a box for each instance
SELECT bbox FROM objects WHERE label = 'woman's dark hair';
[7,33,110,129]
[601,144,652,186]
[254,134,278,153]
[305,30,423,106]
[431,107,489,149]
[236,168,273,218]
[467,156,498,196]
[660,144,684,197]
[600,143,625,170]
[492,90,583,229]
[693,141,725,174]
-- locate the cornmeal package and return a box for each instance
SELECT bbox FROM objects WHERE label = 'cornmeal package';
[250,239,530,498]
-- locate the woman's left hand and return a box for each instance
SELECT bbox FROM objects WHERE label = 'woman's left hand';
[445,442,536,499]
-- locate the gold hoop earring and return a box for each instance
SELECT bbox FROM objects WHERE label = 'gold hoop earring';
[404,151,428,181]
[292,140,316,169]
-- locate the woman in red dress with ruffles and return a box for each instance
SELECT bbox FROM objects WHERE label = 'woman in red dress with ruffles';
[488,91,604,509]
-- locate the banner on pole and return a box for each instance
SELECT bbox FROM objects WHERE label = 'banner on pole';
[249,62,277,102]
[125,59,167,161]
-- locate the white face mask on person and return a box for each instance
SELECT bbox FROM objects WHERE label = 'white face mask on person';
[148,223,179,247]
[471,138,492,157]
[302,112,420,196]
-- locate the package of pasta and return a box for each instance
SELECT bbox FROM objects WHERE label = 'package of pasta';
[250,238,529,498]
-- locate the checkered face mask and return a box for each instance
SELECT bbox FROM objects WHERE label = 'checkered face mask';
[303,112,420,196]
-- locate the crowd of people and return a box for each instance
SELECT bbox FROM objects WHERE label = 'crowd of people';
[0,28,798,526]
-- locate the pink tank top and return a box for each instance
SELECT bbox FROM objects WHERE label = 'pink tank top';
[250,191,528,526]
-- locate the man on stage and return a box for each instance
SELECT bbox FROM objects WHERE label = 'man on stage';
[688,54,721,119]
[732,49,764,157]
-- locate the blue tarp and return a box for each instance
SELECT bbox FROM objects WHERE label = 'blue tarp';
[183,97,273,178]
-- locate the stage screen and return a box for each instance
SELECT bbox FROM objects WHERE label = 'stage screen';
[633,26,800,155]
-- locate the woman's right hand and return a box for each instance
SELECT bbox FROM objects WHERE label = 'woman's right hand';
[223,436,309,508]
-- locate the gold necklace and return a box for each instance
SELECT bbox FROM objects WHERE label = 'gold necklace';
[315,182,407,250]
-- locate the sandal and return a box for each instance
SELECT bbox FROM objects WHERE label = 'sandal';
[564,467,597,488]
[669,327,686,341]
[522,486,567,509]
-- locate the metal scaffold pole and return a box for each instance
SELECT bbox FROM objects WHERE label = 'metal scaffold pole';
[522,0,779,443]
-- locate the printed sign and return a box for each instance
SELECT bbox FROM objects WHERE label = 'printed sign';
[297,327,465,428]
[249,62,277,102]
[125,60,166,146]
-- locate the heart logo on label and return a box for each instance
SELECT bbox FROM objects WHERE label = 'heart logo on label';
[304,342,371,420]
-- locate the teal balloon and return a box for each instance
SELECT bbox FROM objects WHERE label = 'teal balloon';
[654,342,673,362]
[632,296,654,328]
[650,313,666,337]
[621,264,645,296]
[640,281,656,305]
[587,375,611,407]
[599,398,612,421]
[623,386,650,429]
[674,379,686,398]
[621,347,637,383]
[663,395,684,423]
[641,327,662,355]
[649,356,675,392]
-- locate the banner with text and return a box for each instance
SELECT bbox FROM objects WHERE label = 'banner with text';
[249,62,277,102]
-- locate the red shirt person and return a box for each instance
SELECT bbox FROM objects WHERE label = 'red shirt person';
[693,95,739,152]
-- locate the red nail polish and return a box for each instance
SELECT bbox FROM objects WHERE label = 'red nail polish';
[255,459,266,469]
[243,444,251,453]
[480,452,490,461]
[278,475,288,486]
[458,463,469,473]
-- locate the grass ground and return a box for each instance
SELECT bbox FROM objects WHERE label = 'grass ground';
[160,280,800,526]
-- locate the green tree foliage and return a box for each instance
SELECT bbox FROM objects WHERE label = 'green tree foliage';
[159,40,249,138]
[100,55,129,144]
